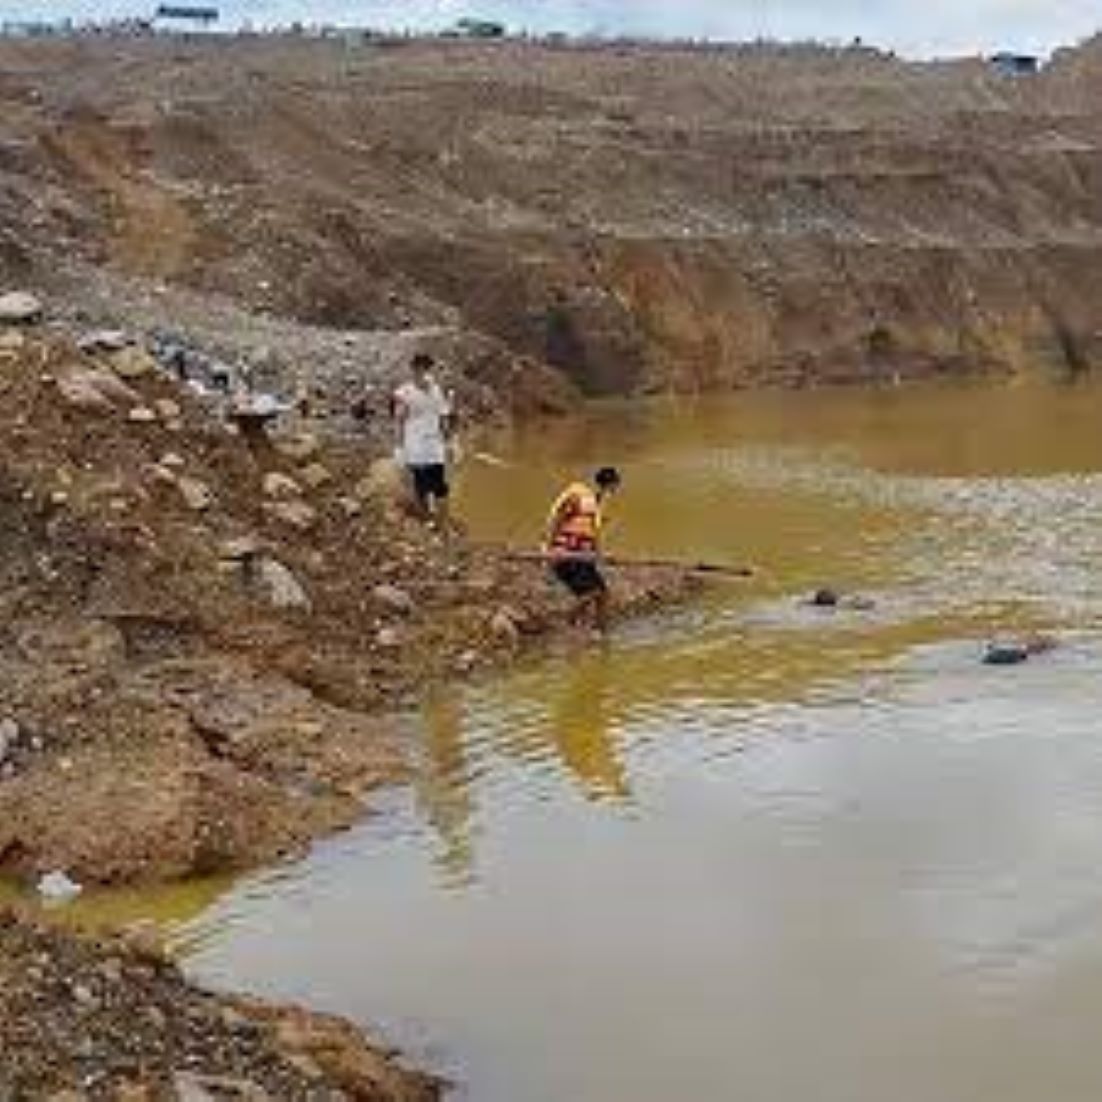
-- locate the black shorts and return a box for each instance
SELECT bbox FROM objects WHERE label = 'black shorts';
[409,464,449,502]
[552,558,606,597]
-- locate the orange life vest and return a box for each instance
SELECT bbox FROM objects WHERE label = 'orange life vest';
[546,482,603,556]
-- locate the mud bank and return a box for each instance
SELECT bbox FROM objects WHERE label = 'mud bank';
[0,908,441,1100]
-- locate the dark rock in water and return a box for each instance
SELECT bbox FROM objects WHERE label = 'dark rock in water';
[983,634,1059,667]
[809,588,840,608]
[983,644,1030,666]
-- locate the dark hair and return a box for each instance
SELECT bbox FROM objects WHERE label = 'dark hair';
[595,466,621,488]
[411,352,434,371]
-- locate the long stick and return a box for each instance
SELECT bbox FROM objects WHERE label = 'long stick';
[500,549,755,579]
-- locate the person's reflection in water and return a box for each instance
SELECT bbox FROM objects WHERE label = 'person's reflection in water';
[548,651,631,802]
[415,688,475,886]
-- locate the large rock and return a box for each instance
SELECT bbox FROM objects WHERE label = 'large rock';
[177,477,214,512]
[274,432,320,462]
[372,584,414,616]
[77,329,129,354]
[56,368,141,411]
[298,462,333,490]
[489,608,522,647]
[257,558,312,611]
[0,329,26,354]
[0,291,43,325]
[262,472,303,500]
[263,501,317,531]
[110,346,159,379]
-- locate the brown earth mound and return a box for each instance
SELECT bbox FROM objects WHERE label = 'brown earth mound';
[3,34,1102,398]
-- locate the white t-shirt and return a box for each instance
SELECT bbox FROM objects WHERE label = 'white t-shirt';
[394,377,451,467]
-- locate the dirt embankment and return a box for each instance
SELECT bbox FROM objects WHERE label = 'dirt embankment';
[0,318,698,888]
[4,35,1102,397]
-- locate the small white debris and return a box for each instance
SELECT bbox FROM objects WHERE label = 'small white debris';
[37,870,83,902]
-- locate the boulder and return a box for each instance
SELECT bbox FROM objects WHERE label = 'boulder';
[77,329,129,354]
[0,329,26,354]
[0,291,43,325]
[110,346,159,379]
[155,398,182,423]
[263,501,318,531]
[177,477,213,512]
[983,643,1030,667]
[298,462,333,490]
[257,558,312,611]
[56,368,141,411]
[489,609,521,647]
[219,536,264,562]
[275,432,320,462]
[372,584,414,616]
[262,472,303,500]
[983,635,1057,667]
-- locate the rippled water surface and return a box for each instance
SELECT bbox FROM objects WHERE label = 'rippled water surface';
[176,379,1102,1100]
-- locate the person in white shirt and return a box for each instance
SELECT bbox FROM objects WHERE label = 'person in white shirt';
[392,352,454,530]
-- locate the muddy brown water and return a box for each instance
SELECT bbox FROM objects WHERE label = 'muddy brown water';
[40,377,1102,1101]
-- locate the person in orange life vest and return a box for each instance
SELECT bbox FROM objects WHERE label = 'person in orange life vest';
[545,467,622,632]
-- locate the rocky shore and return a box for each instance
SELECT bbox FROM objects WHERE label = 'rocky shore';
[0,909,441,1100]
[0,299,701,1098]
[0,303,699,888]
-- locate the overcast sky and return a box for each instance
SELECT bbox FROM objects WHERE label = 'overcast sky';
[4,0,1100,58]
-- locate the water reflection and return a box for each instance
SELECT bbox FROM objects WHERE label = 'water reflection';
[415,688,475,886]
[544,651,630,801]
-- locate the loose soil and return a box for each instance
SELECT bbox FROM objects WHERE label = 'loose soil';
[0,908,441,1100]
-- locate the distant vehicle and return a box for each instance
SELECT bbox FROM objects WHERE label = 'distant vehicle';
[153,4,219,29]
[454,18,506,39]
[990,52,1039,76]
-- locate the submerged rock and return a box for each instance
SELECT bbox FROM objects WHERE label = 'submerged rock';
[983,634,1058,667]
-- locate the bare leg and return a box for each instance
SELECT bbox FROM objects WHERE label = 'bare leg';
[593,588,610,635]
[434,495,453,550]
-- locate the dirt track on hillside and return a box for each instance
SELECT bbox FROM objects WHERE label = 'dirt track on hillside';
[4,34,1102,399]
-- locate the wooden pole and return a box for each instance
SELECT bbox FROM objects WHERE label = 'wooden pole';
[498,549,755,579]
